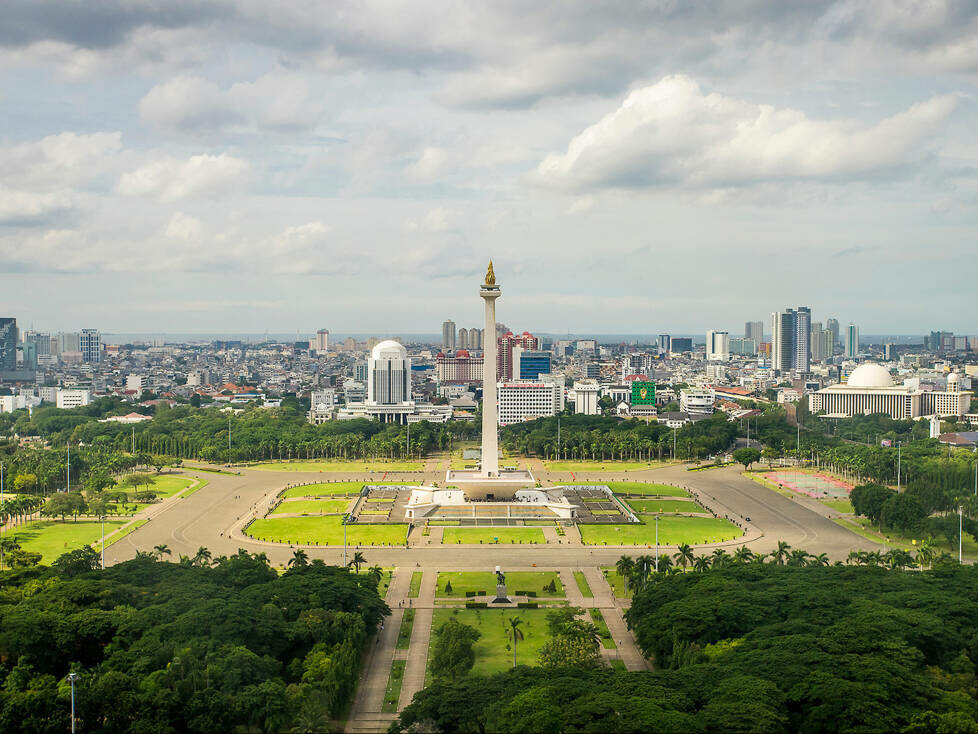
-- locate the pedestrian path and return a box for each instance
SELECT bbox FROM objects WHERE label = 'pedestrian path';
[399,569,437,708]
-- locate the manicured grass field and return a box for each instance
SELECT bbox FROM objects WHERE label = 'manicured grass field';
[248,461,423,472]
[441,527,546,545]
[280,483,366,498]
[589,608,616,649]
[573,570,593,598]
[625,499,707,514]
[141,474,196,498]
[12,519,130,562]
[246,516,408,546]
[822,499,854,514]
[545,460,665,472]
[579,516,741,546]
[592,509,625,516]
[397,609,415,650]
[181,478,209,497]
[428,608,554,674]
[435,571,563,597]
[270,499,351,515]
[94,519,147,552]
[409,571,423,598]
[382,660,405,713]
[600,567,633,599]
[562,482,689,497]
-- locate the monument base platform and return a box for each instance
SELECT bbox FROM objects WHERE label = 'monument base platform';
[443,468,535,500]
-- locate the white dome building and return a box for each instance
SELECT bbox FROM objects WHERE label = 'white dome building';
[810,363,971,420]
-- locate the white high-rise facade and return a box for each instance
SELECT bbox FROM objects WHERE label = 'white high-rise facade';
[706,330,730,361]
[572,379,600,415]
[314,329,329,353]
[442,320,456,350]
[80,329,101,363]
[367,340,411,405]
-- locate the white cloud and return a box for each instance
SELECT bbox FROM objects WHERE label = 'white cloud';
[165,211,204,240]
[535,76,958,192]
[0,131,123,189]
[118,153,250,201]
[0,189,75,224]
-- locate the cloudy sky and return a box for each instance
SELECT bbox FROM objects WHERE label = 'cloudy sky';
[1,1,976,336]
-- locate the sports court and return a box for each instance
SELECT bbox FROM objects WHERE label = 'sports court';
[764,471,853,499]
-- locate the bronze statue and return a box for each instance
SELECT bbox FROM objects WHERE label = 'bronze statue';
[485,260,496,286]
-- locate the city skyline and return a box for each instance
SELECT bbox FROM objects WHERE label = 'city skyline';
[1,4,977,332]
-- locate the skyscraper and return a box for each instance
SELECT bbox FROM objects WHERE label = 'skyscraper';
[771,307,811,373]
[80,328,101,363]
[457,327,468,350]
[441,320,456,350]
[367,340,411,405]
[657,334,671,354]
[810,322,833,362]
[313,329,329,354]
[826,318,840,351]
[497,331,539,380]
[745,321,763,345]
[0,318,17,371]
[706,330,730,361]
[845,324,859,358]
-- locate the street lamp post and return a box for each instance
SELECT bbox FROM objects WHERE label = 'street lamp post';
[655,509,660,572]
[343,514,348,568]
[672,425,677,460]
[897,442,902,491]
[68,672,79,734]
[959,505,964,564]
[1,462,4,570]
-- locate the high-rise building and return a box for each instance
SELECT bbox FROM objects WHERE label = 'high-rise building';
[313,329,329,354]
[512,348,552,380]
[0,318,16,371]
[435,350,484,383]
[730,338,757,355]
[883,343,894,361]
[706,330,730,361]
[810,322,833,362]
[457,327,469,350]
[497,331,539,380]
[657,334,671,354]
[745,321,763,345]
[845,324,859,358]
[670,337,693,353]
[772,307,811,373]
[826,318,840,350]
[441,320,456,350]
[367,340,411,405]
[572,380,601,415]
[497,381,559,425]
[80,329,101,363]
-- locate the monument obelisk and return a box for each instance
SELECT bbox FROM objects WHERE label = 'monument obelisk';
[479,261,500,478]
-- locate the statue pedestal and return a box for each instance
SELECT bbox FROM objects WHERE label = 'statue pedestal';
[491,582,511,604]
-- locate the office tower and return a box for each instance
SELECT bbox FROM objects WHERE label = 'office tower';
[0,318,17,370]
[512,348,552,380]
[367,340,411,405]
[57,331,81,354]
[670,337,692,353]
[810,323,833,362]
[745,321,763,345]
[827,318,840,350]
[457,327,468,350]
[441,320,456,350]
[771,307,811,373]
[80,329,101,363]
[658,334,671,354]
[497,331,539,380]
[572,380,600,415]
[845,324,859,358]
[883,343,894,361]
[706,330,730,361]
[730,337,757,355]
[314,329,329,353]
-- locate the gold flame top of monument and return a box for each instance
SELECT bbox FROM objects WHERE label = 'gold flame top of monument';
[484,260,495,286]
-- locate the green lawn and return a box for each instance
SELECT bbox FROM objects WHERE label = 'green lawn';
[562,482,689,497]
[140,474,196,498]
[270,499,351,515]
[579,516,741,546]
[248,461,422,472]
[625,499,707,514]
[396,609,415,650]
[441,527,546,545]
[428,608,554,675]
[573,570,593,598]
[589,608,616,649]
[181,478,210,497]
[592,509,624,516]
[822,499,854,514]
[246,516,408,546]
[545,460,666,472]
[600,567,633,599]
[280,482,366,498]
[382,660,405,713]
[12,519,130,562]
[94,519,147,552]
[436,571,564,598]
[610,659,627,671]
[409,571,423,598]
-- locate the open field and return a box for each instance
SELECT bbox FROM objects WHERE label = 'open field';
[545,460,666,472]
[625,499,707,514]
[436,571,563,597]
[247,461,423,472]
[764,470,853,499]
[428,608,554,675]
[579,515,741,546]
[12,519,130,562]
[441,527,546,545]
[280,483,367,498]
[563,482,689,497]
[822,499,854,514]
[270,499,351,515]
[94,519,148,553]
[245,516,408,545]
[138,474,197,498]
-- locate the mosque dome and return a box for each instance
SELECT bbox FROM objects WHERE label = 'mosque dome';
[846,363,895,388]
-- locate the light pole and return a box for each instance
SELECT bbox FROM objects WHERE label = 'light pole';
[1,462,4,570]
[959,505,964,564]
[343,514,348,568]
[655,509,660,572]
[672,425,677,460]
[131,425,135,453]
[66,442,70,492]
[897,442,901,491]
[68,672,79,734]
[100,515,105,569]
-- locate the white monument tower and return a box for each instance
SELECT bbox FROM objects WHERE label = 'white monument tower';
[480,260,500,477]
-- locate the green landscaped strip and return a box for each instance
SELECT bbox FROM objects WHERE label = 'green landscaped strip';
[562,482,689,497]
[545,460,666,472]
[625,499,707,514]
[436,571,564,598]
[427,608,554,675]
[822,499,854,514]
[93,519,148,552]
[360,510,390,516]
[270,499,350,515]
[366,498,393,503]
[600,567,633,599]
[248,461,423,472]
[573,570,593,598]
[12,519,130,563]
[441,527,546,545]
[589,608,616,649]
[246,516,408,546]
[428,520,459,526]
[592,510,625,516]
[141,474,196,498]
[396,609,415,650]
[409,571,423,598]
[610,659,627,671]
[181,478,210,497]
[382,660,406,713]
[280,483,366,498]
[580,516,740,546]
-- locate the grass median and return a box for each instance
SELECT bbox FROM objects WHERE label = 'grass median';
[625,499,707,514]
[441,527,546,545]
[246,516,408,546]
[247,461,422,472]
[579,515,741,546]
[435,571,563,597]
[269,499,352,515]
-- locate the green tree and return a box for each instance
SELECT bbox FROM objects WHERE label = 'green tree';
[850,483,895,525]
[880,493,927,534]
[508,616,524,668]
[733,447,762,470]
[430,618,481,682]
[349,551,366,573]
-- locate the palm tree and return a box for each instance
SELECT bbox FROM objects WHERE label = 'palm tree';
[711,549,730,568]
[787,549,810,566]
[615,555,635,594]
[655,554,674,574]
[192,546,212,567]
[368,565,383,585]
[508,616,524,668]
[289,548,309,568]
[153,544,171,561]
[635,554,655,581]
[673,543,695,571]
[773,541,791,565]
[809,552,830,567]
[349,551,366,573]
[733,546,753,564]
[693,554,711,572]
[751,553,769,565]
